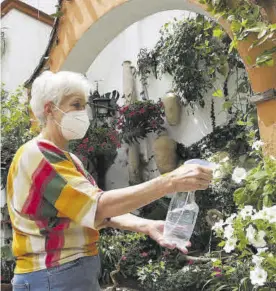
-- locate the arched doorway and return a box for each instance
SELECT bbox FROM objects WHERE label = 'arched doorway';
[25,0,276,156]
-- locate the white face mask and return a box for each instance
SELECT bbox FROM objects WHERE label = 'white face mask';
[54,106,90,140]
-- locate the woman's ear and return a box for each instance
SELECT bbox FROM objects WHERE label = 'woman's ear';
[44,102,54,120]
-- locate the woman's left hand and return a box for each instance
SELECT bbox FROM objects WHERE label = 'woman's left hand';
[145,220,191,254]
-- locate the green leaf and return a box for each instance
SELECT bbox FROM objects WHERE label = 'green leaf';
[231,21,242,33]
[246,56,252,65]
[223,101,233,110]
[213,89,223,98]
[213,27,224,38]
[258,29,267,40]
[218,241,225,247]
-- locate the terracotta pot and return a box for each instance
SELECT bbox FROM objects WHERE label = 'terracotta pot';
[153,134,178,174]
[162,92,181,126]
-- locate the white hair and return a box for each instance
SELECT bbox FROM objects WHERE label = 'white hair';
[30,71,92,124]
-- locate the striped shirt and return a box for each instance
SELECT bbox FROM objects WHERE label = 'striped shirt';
[7,136,102,274]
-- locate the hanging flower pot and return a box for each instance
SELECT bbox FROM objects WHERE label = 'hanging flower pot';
[162,91,181,126]
[153,133,178,174]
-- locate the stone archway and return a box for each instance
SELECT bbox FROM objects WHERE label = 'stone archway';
[26,0,276,156]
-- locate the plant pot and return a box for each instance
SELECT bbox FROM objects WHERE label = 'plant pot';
[128,143,142,185]
[162,92,181,126]
[153,134,178,174]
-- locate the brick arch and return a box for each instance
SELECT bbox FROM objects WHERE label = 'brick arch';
[27,0,276,156]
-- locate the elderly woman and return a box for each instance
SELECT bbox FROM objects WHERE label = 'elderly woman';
[7,71,212,291]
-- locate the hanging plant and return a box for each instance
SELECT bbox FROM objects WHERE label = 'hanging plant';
[71,124,121,162]
[70,123,121,189]
[115,100,165,144]
[137,16,234,109]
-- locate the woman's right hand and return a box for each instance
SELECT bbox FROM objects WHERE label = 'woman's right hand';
[165,164,213,193]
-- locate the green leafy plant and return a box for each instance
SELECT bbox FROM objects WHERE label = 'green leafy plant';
[137,16,234,109]
[1,85,36,188]
[234,157,276,210]
[116,100,165,144]
[199,0,276,66]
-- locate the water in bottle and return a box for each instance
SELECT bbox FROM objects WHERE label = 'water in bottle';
[163,159,215,249]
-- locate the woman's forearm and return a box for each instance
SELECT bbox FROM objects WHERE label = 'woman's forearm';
[104,213,151,234]
[95,175,171,223]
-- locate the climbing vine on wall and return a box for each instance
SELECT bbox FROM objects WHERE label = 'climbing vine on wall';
[199,0,276,66]
[137,16,243,110]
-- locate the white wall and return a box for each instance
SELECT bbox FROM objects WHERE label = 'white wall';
[1,8,52,91]
[0,0,58,15]
[86,11,232,190]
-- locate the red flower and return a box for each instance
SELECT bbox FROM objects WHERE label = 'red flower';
[139,108,145,114]
[141,252,148,257]
[116,143,121,148]
[83,138,89,143]
[188,260,194,265]
[213,267,222,277]
[88,146,94,152]
[129,111,136,117]
[151,120,157,128]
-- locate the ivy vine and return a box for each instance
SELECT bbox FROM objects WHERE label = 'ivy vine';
[137,16,243,110]
[199,0,276,67]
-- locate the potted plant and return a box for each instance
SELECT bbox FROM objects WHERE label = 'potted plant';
[115,99,165,144]
[70,123,121,189]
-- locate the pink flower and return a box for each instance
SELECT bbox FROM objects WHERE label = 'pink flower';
[213,267,222,277]
[88,146,94,152]
[83,138,89,143]
[121,256,127,261]
[151,120,157,128]
[117,143,121,149]
[188,260,194,265]
[141,252,148,257]
[139,108,145,114]
[129,111,136,117]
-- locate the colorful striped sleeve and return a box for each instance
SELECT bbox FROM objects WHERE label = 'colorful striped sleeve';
[16,140,103,230]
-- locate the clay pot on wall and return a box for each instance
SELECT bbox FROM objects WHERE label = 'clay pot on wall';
[162,92,181,126]
[153,133,178,174]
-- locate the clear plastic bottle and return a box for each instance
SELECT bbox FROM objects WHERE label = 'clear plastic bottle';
[163,159,215,249]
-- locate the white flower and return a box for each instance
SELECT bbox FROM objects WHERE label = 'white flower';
[239,205,255,219]
[253,230,267,248]
[250,266,267,286]
[246,226,267,248]
[225,213,237,225]
[224,237,237,253]
[246,225,256,242]
[252,140,264,151]
[252,255,264,266]
[252,206,276,223]
[232,167,247,183]
[182,266,190,273]
[221,156,229,163]
[212,219,225,232]
[214,167,225,179]
[224,224,234,239]
[257,247,268,254]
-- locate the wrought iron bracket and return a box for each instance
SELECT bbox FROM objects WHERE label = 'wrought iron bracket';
[251,88,276,105]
